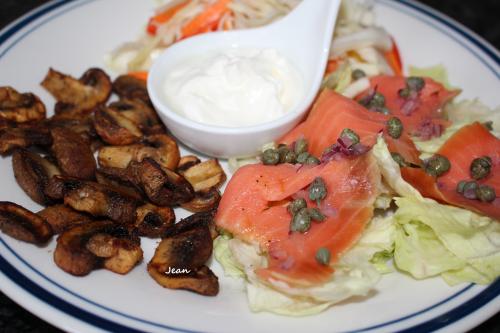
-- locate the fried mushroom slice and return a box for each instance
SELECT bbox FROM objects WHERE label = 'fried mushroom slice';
[178,159,226,193]
[148,222,217,295]
[0,123,51,155]
[0,201,52,244]
[41,68,112,111]
[95,168,143,201]
[51,127,97,180]
[12,149,61,205]
[126,158,194,206]
[62,181,140,224]
[98,133,179,170]
[0,87,46,123]
[148,265,219,296]
[113,75,151,106]
[165,209,218,240]
[44,176,140,224]
[135,203,175,238]
[54,220,141,276]
[38,204,93,234]
[94,105,143,145]
[181,188,221,214]
[109,99,164,134]
[177,155,201,173]
[86,233,143,275]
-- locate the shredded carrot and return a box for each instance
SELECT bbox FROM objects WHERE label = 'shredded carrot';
[128,71,149,81]
[384,38,403,76]
[147,1,190,35]
[325,59,340,75]
[181,0,231,38]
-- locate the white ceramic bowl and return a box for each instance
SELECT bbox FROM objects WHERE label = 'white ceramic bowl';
[147,0,339,158]
[147,47,307,158]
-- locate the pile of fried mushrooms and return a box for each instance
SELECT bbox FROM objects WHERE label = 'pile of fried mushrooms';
[0,68,226,296]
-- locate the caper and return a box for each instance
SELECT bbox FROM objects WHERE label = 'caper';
[462,181,478,199]
[456,180,467,194]
[424,154,451,177]
[305,155,321,165]
[287,198,307,216]
[406,76,425,92]
[294,138,308,155]
[309,177,327,206]
[476,185,496,203]
[278,146,296,164]
[398,87,410,98]
[315,247,331,266]
[371,93,386,108]
[296,152,310,164]
[391,152,407,167]
[290,208,311,233]
[351,69,366,80]
[340,128,360,145]
[483,121,493,131]
[307,208,325,222]
[470,156,492,180]
[387,117,403,139]
[262,149,280,165]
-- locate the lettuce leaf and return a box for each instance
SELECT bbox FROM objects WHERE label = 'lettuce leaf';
[409,64,452,89]
[394,197,500,285]
[372,136,423,199]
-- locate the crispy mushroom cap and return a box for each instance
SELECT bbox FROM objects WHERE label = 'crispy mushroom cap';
[109,99,164,135]
[12,149,61,205]
[0,201,52,244]
[177,158,226,213]
[0,87,46,123]
[135,203,175,238]
[54,220,141,276]
[97,133,179,170]
[165,209,218,240]
[0,123,52,155]
[41,68,112,111]
[148,221,218,296]
[127,158,194,206]
[148,265,219,296]
[51,127,97,180]
[181,188,221,214]
[95,168,144,201]
[38,204,93,234]
[44,176,140,224]
[62,181,140,224]
[112,75,151,106]
[178,159,226,193]
[94,105,143,145]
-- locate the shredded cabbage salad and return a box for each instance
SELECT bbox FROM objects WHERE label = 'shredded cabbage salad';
[106,0,399,81]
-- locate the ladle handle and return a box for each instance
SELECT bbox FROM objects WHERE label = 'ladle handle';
[270,0,341,49]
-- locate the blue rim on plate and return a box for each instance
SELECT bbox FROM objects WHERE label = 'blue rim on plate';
[0,0,498,332]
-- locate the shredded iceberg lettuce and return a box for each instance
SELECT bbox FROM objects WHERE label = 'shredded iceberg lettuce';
[394,197,500,285]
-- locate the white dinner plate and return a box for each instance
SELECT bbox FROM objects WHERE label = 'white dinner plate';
[0,0,499,332]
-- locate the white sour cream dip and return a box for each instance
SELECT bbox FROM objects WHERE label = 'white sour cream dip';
[162,48,303,127]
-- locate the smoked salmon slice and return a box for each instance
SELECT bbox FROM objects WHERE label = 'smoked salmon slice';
[402,122,500,219]
[280,89,421,165]
[215,154,381,286]
[356,76,459,139]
